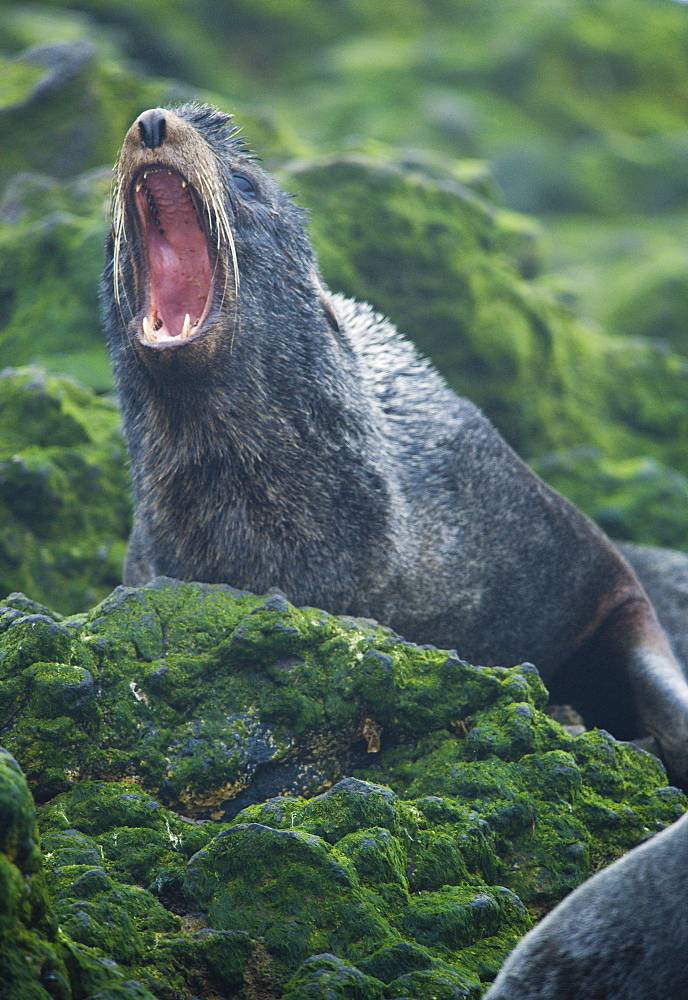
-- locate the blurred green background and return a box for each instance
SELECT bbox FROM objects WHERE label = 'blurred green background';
[2,0,688,611]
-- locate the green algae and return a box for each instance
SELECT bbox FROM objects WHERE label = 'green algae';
[0,578,684,996]
[0,580,554,816]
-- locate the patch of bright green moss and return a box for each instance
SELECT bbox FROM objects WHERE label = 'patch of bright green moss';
[0,171,113,392]
[38,780,248,998]
[0,580,554,817]
[0,749,77,999]
[282,953,386,1000]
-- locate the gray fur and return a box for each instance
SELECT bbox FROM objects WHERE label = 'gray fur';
[102,104,688,785]
[485,810,688,999]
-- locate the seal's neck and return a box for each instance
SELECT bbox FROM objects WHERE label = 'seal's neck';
[116,326,399,604]
[123,324,366,479]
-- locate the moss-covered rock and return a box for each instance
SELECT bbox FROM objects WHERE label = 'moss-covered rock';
[606,261,688,353]
[0,747,70,999]
[0,40,174,191]
[282,954,386,1000]
[263,0,688,217]
[0,367,130,614]
[1,579,685,996]
[0,578,546,809]
[0,747,164,999]
[36,780,252,998]
[0,170,113,391]
[284,154,688,469]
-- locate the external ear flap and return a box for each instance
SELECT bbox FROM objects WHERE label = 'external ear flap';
[311,271,340,333]
[321,292,340,333]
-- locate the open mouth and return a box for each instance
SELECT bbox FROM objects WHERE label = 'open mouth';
[132,167,213,345]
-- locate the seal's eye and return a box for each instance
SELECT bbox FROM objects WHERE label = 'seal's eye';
[232,173,257,199]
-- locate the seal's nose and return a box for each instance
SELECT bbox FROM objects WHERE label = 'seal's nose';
[138,109,167,150]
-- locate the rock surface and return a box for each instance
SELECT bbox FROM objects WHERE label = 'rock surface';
[1,579,686,997]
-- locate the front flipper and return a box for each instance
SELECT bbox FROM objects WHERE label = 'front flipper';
[595,596,688,788]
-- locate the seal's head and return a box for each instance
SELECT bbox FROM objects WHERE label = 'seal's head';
[107,103,323,368]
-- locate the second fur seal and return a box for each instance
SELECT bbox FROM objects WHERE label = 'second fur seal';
[103,104,688,785]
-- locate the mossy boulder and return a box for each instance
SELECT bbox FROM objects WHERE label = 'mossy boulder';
[0,40,174,191]
[284,154,688,472]
[0,367,130,614]
[0,747,70,999]
[0,172,112,390]
[0,578,549,810]
[1,578,686,996]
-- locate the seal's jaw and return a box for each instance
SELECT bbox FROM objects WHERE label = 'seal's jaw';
[132,166,214,348]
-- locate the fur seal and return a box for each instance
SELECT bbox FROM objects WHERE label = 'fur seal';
[484,809,688,999]
[102,104,688,786]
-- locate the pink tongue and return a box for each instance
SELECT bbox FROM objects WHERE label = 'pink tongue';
[138,171,211,337]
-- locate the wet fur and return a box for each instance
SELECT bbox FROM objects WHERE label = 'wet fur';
[102,104,688,785]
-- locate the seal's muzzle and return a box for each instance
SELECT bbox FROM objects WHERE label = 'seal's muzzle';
[112,107,237,350]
